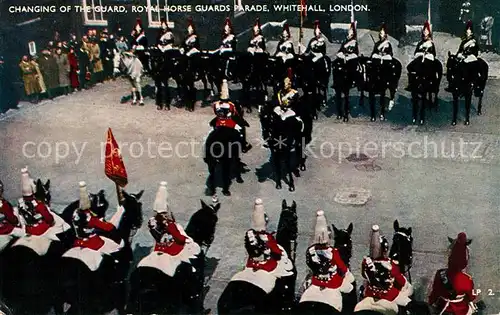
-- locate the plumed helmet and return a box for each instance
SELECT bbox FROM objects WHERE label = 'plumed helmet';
[21,167,35,197]
[187,17,196,33]
[314,20,321,35]
[224,17,233,34]
[369,225,388,259]
[253,18,261,33]
[135,18,143,32]
[220,79,229,100]
[160,17,168,29]
[448,232,470,272]
[349,21,357,37]
[283,67,293,89]
[154,181,172,219]
[78,181,91,210]
[380,23,388,35]
[465,20,473,32]
[251,198,266,231]
[312,210,330,245]
[422,21,432,38]
[282,23,290,37]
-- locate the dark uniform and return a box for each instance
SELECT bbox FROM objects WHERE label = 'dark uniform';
[247,18,266,54]
[131,18,149,73]
[334,22,359,74]
[406,21,436,89]
[457,21,479,79]
[371,24,393,75]
[305,20,327,62]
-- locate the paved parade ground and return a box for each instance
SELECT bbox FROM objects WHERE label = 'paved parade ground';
[1,76,500,313]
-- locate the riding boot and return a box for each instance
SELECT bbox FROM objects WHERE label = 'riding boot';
[452,97,458,125]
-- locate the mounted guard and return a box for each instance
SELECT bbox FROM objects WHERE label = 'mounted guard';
[0,180,23,251]
[305,20,327,62]
[299,210,355,312]
[371,23,393,76]
[428,232,481,315]
[406,21,436,91]
[210,79,252,152]
[183,17,201,57]
[156,18,175,51]
[248,18,266,54]
[274,23,296,80]
[355,225,413,314]
[334,22,359,76]
[131,18,149,74]
[276,68,300,115]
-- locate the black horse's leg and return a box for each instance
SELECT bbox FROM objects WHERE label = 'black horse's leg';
[419,92,426,125]
[477,96,483,115]
[369,92,376,121]
[343,92,350,122]
[272,152,282,190]
[411,93,418,124]
[452,94,459,126]
[221,159,231,196]
[380,92,386,120]
[298,137,306,171]
[286,151,295,192]
[465,93,471,125]
[336,90,343,119]
[206,162,216,196]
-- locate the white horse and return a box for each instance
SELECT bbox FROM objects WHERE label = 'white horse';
[114,51,144,105]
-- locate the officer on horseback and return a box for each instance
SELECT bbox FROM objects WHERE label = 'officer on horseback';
[182,17,200,57]
[210,79,252,152]
[446,20,479,92]
[72,181,125,250]
[355,225,413,313]
[156,18,175,51]
[406,21,436,91]
[428,232,480,315]
[0,180,21,237]
[371,23,393,76]
[305,20,327,62]
[131,18,149,74]
[276,68,300,114]
[274,23,296,70]
[17,168,55,236]
[300,210,355,312]
[247,18,266,54]
[245,199,282,271]
[334,22,359,74]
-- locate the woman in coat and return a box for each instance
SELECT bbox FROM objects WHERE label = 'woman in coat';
[37,50,59,99]
[19,55,41,103]
[53,46,70,94]
[90,41,103,83]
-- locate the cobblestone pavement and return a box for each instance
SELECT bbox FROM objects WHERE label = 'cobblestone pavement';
[1,77,500,313]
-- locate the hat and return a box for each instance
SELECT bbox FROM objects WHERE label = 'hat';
[380,23,387,34]
[153,181,170,215]
[79,181,91,210]
[465,20,473,32]
[422,21,432,38]
[349,21,357,36]
[448,232,470,272]
[135,18,143,31]
[314,20,321,34]
[283,67,293,89]
[187,17,196,32]
[369,225,383,259]
[220,79,229,100]
[251,198,266,231]
[312,210,330,245]
[253,18,261,34]
[224,17,233,34]
[21,167,35,196]
[282,23,290,37]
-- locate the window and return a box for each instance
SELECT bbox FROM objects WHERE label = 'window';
[82,0,108,26]
[146,0,175,28]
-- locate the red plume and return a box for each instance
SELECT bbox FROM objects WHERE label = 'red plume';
[381,23,387,33]
[135,18,142,27]
[160,17,166,24]
[314,20,320,27]
[255,17,261,28]
[225,17,232,27]
[287,67,293,80]
[187,17,195,30]
[448,232,469,272]
[466,20,473,31]
[283,23,290,35]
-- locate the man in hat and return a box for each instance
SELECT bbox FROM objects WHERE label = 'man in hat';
[428,232,479,315]
[276,68,300,113]
[305,20,327,62]
[274,23,296,64]
[131,18,149,73]
[335,22,359,71]
[219,17,237,54]
[371,23,393,70]
[406,21,436,91]
[72,181,125,250]
[300,210,355,312]
[157,18,175,51]
[0,180,21,237]
[17,168,54,236]
[210,79,252,152]
[182,17,201,57]
[248,18,266,54]
[451,21,479,89]
[100,28,115,81]
[355,225,413,313]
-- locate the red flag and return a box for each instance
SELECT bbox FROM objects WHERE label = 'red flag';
[300,0,307,17]
[104,128,128,187]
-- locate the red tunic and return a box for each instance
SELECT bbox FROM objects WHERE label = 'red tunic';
[68,52,79,88]
[245,232,282,272]
[428,270,476,315]
[311,246,349,289]
[153,222,187,256]
[73,210,116,250]
[23,198,54,236]
[0,198,19,235]
[361,257,407,301]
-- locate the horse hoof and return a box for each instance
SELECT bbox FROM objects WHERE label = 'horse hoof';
[288,186,295,192]
[343,117,349,122]
[165,106,170,111]
[313,115,318,120]
[236,177,244,183]
[452,121,457,126]
[337,115,342,120]
[465,120,470,125]
[477,111,482,116]
[139,102,144,106]
[157,106,162,110]
[412,119,417,124]
[222,190,231,196]
[131,102,137,106]
[370,117,376,122]
[419,120,425,125]
[300,165,306,171]
[276,183,282,190]
[380,115,385,121]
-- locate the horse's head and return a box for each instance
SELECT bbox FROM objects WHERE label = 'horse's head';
[276,200,298,261]
[121,189,144,230]
[389,220,413,272]
[89,189,109,218]
[34,179,51,206]
[332,222,353,266]
[185,199,220,247]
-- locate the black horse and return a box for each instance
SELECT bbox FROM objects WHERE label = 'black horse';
[295,223,356,315]
[240,52,269,113]
[204,126,245,196]
[179,51,217,111]
[260,102,306,192]
[56,189,144,315]
[1,179,70,315]
[389,220,413,283]
[446,53,488,125]
[217,199,298,314]
[408,59,443,125]
[363,58,402,121]
[127,199,220,314]
[297,54,332,119]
